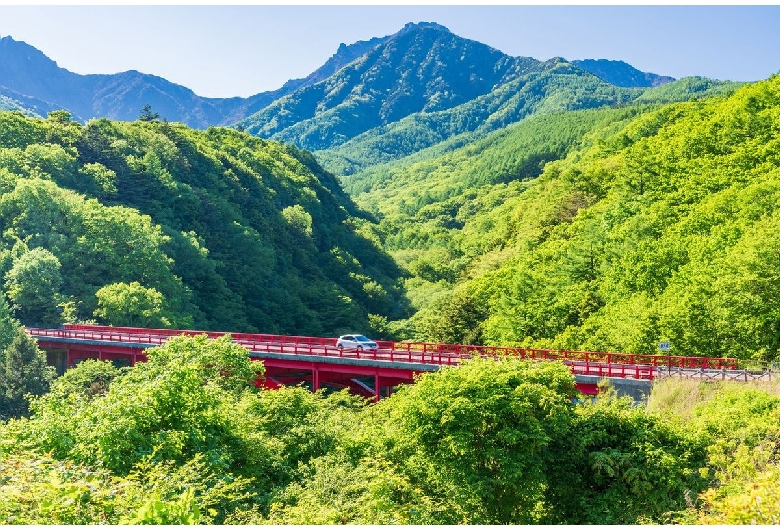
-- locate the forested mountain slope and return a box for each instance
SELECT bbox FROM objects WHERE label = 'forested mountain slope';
[238,23,592,151]
[314,75,740,178]
[360,75,780,362]
[0,93,37,115]
[345,106,648,203]
[0,110,406,335]
[572,59,674,87]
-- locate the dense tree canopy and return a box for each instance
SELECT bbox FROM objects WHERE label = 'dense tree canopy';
[0,293,55,420]
[0,111,407,336]
[328,75,780,361]
[0,335,759,524]
[0,72,758,356]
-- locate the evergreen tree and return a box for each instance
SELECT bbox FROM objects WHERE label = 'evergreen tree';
[138,104,160,122]
[0,297,56,419]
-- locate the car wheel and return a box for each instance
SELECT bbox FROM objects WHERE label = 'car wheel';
[357,345,364,352]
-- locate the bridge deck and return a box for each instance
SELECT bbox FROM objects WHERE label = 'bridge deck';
[29,324,750,399]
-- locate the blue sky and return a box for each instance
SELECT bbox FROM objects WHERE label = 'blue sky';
[1,5,778,98]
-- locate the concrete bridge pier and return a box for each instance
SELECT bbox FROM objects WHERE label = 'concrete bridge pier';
[575,375,653,402]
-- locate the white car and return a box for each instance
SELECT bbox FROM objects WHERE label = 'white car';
[336,334,378,352]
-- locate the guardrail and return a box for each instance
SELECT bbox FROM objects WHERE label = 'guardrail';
[657,366,774,382]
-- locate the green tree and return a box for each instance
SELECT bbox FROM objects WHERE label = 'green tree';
[0,294,19,351]
[4,247,63,327]
[542,394,710,524]
[78,162,118,197]
[0,448,251,525]
[425,288,489,345]
[0,326,56,419]
[281,204,313,238]
[0,294,55,419]
[46,358,124,401]
[138,104,160,122]
[19,334,262,474]
[264,451,442,525]
[697,467,780,524]
[93,281,166,328]
[380,358,577,524]
[46,110,73,124]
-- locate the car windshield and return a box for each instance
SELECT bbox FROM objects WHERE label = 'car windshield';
[355,335,371,342]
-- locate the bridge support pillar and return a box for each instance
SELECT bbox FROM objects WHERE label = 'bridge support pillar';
[375,375,381,402]
[312,367,320,392]
[575,375,653,402]
[45,349,68,376]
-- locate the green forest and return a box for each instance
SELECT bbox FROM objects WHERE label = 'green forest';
[334,75,780,362]
[0,110,406,336]
[1,74,775,364]
[0,45,780,524]
[0,325,777,524]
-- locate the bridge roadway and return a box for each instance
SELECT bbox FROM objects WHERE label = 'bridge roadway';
[28,324,743,400]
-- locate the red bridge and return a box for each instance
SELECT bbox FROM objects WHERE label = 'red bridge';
[29,324,738,400]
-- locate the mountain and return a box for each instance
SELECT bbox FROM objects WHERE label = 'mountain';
[315,74,741,178]
[312,59,645,176]
[0,35,380,128]
[0,26,680,137]
[276,31,391,94]
[346,74,780,360]
[0,36,220,124]
[237,22,551,150]
[209,32,395,125]
[572,59,674,87]
[239,23,725,163]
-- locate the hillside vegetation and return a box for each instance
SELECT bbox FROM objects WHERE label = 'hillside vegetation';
[0,110,406,334]
[0,335,776,524]
[314,75,739,178]
[242,22,734,164]
[238,23,550,151]
[341,75,780,362]
[572,58,674,87]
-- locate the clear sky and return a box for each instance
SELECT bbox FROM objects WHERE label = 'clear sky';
[0,4,778,98]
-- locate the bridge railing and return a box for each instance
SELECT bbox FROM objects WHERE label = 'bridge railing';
[386,340,738,369]
[60,324,338,350]
[34,324,739,378]
[33,326,173,345]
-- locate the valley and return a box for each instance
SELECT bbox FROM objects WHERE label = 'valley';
[0,15,778,524]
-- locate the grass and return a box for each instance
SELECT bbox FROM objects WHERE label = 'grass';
[645,376,780,420]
